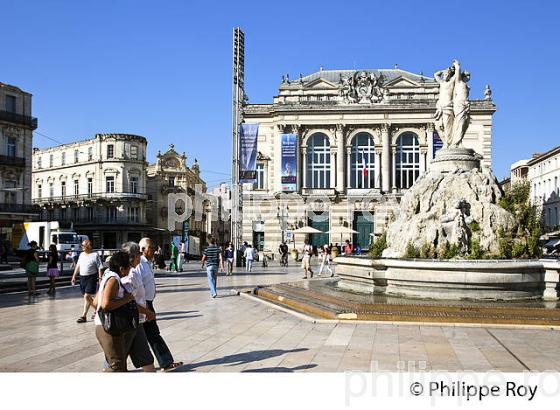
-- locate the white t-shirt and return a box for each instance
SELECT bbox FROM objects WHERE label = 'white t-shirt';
[244,248,254,261]
[77,252,103,276]
[94,271,124,326]
[303,244,312,257]
[121,269,147,323]
[136,255,156,301]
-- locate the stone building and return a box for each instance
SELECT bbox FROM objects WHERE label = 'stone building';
[146,145,207,255]
[241,68,496,252]
[511,146,560,230]
[209,182,231,245]
[0,82,38,245]
[32,134,150,248]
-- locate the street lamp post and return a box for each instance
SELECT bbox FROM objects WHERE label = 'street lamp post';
[276,205,289,244]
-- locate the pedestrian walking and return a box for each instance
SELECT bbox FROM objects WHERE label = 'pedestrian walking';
[278,242,289,267]
[201,236,224,298]
[46,244,60,295]
[240,241,248,267]
[121,242,156,372]
[71,240,103,323]
[224,242,234,275]
[92,251,136,372]
[0,241,7,265]
[138,237,183,371]
[301,239,313,279]
[177,241,184,272]
[318,244,334,277]
[21,241,40,296]
[244,244,254,272]
[69,245,78,270]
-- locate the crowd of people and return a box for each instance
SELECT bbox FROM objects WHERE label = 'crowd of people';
[15,234,360,371]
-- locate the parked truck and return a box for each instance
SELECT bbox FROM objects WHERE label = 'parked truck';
[12,221,82,256]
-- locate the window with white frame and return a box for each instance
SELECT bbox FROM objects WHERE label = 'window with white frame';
[306,133,331,189]
[49,154,53,167]
[168,176,175,187]
[37,184,42,199]
[107,144,114,159]
[37,157,42,169]
[61,181,66,197]
[74,179,79,196]
[131,145,138,160]
[255,163,265,190]
[88,178,93,195]
[395,132,420,190]
[88,147,93,161]
[350,133,376,189]
[49,183,54,197]
[106,176,115,193]
[74,149,79,163]
[6,137,16,157]
[130,176,139,193]
[61,152,66,166]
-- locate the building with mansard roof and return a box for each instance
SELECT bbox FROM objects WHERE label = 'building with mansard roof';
[241,67,496,252]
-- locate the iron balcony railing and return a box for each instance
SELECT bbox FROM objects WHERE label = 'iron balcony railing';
[33,192,148,204]
[0,154,26,167]
[0,202,40,214]
[0,110,38,129]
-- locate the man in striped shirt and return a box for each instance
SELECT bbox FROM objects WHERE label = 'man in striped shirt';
[201,236,224,298]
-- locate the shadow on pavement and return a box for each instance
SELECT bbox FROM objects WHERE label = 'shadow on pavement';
[177,348,310,372]
[242,364,317,372]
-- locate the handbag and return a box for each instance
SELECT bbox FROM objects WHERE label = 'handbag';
[98,299,139,336]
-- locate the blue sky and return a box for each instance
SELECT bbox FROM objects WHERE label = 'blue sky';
[2,0,559,184]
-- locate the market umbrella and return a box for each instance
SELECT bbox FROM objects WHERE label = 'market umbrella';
[291,226,324,249]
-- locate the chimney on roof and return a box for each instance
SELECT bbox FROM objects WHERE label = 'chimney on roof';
[532,153,543,159]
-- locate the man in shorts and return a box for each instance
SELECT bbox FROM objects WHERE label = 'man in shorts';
[71,240,103,323]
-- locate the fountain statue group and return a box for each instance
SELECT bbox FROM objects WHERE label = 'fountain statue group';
[382,60,513,258]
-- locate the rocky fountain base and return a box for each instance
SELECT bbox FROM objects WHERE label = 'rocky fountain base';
[335,148,560,302]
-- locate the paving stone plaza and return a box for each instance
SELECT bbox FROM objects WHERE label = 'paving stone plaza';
[1,261,559,373]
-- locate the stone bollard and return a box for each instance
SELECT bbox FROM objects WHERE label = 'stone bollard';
[543,261,560,301]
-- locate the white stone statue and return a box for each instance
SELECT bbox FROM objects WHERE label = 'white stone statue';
[440,198,473,254]
[450,60,470,147]
[434,64,456,147]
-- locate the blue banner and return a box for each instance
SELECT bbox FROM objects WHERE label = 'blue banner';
[239,123,258,182]
[281,134,297,192]
[433,131,443,158]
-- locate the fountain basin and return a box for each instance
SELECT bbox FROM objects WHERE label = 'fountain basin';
[335,256,560,301]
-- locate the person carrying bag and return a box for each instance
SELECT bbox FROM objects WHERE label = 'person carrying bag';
[92,251,138,371]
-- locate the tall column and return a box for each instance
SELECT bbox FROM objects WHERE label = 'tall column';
[426,123,435,168]
[420,148,427,175]
[335,124,345,193]
[391,144,397,192]
[375,148,382,189]
[301,146,308,190]
[346,146,352,188]
[330,148,336,188]
[381,123,391,193]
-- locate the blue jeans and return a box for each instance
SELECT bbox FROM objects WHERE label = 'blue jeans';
[207,265,218,297]
[246,260,253,272]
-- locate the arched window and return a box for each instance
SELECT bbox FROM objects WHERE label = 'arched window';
[307,133,331,189]
[396,132,420,189]
[350,133,376,189]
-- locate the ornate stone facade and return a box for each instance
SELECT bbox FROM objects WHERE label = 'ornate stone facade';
[146,145,207,254]
[0,82,38,246]
[241,67,496,252]
[32,134,149,248]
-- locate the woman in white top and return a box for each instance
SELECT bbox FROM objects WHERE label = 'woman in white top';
[319,244,333,277]
[92,251,135,372]
[301,239,314,279]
